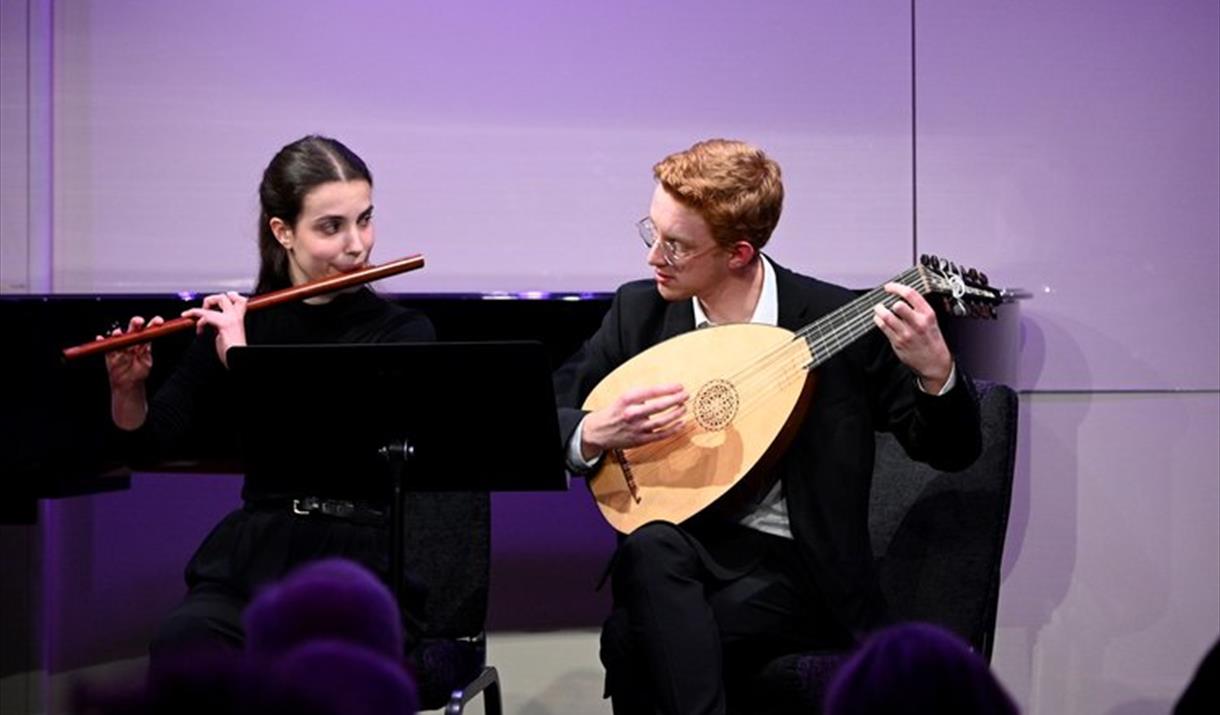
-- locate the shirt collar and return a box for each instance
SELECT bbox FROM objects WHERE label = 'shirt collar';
[692,254,779,328]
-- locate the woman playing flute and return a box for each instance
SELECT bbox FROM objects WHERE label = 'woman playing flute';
[103,135,434,668]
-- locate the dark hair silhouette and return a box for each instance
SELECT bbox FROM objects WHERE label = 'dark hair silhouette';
[244,558,404,661]
[825,622,1019,715]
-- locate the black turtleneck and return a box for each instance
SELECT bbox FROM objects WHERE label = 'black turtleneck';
[112,288,434,501]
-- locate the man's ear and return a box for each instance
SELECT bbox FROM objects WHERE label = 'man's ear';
[727,240,757,270]
[269,217,292,250]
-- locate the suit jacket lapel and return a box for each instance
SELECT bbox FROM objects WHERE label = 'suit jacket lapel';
[658,297,695,342]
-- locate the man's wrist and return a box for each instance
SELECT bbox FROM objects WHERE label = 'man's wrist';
[917,361,957,397]
[567,418,605,472]
[580,438,602,462]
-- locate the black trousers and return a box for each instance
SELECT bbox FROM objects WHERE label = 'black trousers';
[600,521,851,715]
[149,504,424,669]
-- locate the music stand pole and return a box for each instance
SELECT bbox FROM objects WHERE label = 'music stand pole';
[379,439,413,602]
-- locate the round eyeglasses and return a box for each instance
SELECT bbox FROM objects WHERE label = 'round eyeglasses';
[637,217,688,268]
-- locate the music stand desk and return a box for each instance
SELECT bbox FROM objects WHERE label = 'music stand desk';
[228,341,567,597]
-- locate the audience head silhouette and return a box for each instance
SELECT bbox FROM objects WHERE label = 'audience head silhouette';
[824,622,1019,715]
[244,557,404,661]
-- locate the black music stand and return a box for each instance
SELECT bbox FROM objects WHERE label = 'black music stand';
[227,341,567,599]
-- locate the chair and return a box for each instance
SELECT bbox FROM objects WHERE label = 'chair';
[400,491,502,715]
[745,380,1019,714]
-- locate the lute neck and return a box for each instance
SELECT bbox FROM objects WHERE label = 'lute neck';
[797,266,927,369]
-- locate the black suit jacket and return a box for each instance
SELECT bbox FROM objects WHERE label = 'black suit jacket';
[554,258,981,636]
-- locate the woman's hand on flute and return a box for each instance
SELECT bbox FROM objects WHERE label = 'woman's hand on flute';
[181,291,248,368]
[101,315,163,430]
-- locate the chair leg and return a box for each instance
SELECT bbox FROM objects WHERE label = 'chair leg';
[482,673,502,715]
[445,666,501,715]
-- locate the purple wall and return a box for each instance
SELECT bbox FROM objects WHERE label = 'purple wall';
[2,1,1217,713]
[919,1,1220,391]
[44,0,915,293]
[0,0,29,288]
[913,2,1220,712]
[998,392,1219,713]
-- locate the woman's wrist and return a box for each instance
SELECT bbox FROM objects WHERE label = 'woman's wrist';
[110,385,148,430]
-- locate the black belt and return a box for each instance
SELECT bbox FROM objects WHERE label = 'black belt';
[246,496,388,526]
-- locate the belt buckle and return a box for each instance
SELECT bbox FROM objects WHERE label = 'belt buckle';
[292,497,318,515]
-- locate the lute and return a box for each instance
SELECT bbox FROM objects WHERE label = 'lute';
[582,255,1001,534]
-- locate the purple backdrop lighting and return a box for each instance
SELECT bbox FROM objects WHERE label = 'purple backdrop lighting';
[997,392,1219,713]
[46,0,916,294]
[917,1,1220,391]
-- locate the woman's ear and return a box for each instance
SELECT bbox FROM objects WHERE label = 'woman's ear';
[269,217,293,250]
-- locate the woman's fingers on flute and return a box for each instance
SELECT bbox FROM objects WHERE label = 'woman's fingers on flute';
[184,306,225,334]
[195,291,243,311]
[100,315,160,377]
[96,315,143,342]
[113,314,164,335]
[100,314,163,348]
[185,292,243,316]
[184,293,246,334]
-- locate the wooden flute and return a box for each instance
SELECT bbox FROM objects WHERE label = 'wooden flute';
[62,254,425,361]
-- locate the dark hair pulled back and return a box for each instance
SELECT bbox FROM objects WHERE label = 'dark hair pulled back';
[255,135,372,294]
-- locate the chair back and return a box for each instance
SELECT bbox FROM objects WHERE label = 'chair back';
[742,381,1019,713]
[401,491,491,640]
[868,380,1019,660]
